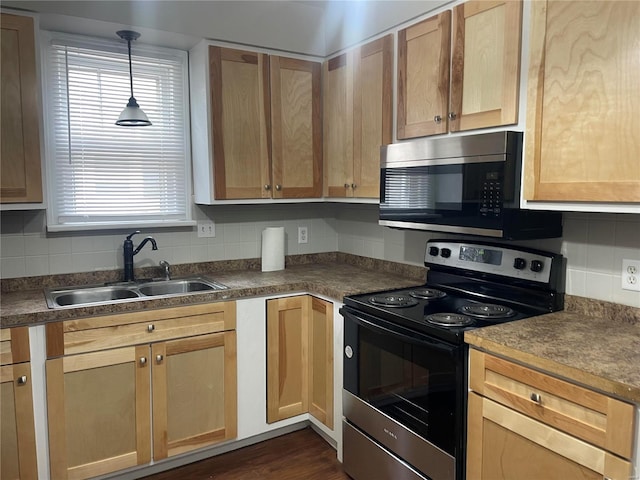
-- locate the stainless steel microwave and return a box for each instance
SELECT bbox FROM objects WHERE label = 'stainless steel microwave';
[379,131,562,240]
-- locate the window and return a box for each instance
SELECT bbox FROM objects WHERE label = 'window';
[43,32,193,231]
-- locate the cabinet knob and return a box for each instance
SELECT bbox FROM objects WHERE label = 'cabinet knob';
[139,357,147,366]
[351,183,357,189]
[147,324,155,333]
[275,184,282,191]
[448,112,457,120]
[17,375,27,385]
[434,115,442,124]
[344,183,350,189]
[530,392,542,404]
[264,184,271,190]
[156,354,164,363]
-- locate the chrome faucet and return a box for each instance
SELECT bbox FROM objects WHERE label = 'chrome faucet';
[159,260,171,281]
[123,231,158,282]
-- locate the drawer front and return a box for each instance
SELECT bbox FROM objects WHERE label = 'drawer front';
[46,301,236,356]
[467,392,632,480]
[0,327,30,365]
[469,349,635,459]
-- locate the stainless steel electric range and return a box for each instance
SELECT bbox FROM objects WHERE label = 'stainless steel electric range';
[340,239,564,480]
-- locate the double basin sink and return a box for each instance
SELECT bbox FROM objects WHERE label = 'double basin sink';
[45,277,228,309]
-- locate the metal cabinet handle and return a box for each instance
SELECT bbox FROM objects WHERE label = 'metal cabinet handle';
[351,183,357,189]
[275,184,282,191]
[264,184,271,190]
[448,112,457,120]
[17,375,27,385]
[147,324,155,333]
[530,392,542,404]
[156,354,164,363]
[139,357,147,366]
[344,183,350,189]
[434,115,442,124]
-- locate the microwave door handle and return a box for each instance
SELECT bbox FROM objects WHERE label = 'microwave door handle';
[344,310,458,355]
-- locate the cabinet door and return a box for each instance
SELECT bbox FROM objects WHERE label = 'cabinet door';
[209,46,271,199]
[0,13,42,203]
[450,1,522,132]
[47,346,151,480]
[397,11,451,139]
[1,362,37,480]
[467,393,632,480]
[270,56,322,198]
[524,1,640,202]
[323,52,354,198]
[308,297,333,429]
[353,35,393,198]
[266,295,309,422]
[152,331,237,460]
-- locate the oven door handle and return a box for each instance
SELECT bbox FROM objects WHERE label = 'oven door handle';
[342,308,459,355]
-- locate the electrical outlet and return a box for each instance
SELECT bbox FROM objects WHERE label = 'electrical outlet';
[298,226,308,244]
[197,222,215,238]
[621,259,640,292]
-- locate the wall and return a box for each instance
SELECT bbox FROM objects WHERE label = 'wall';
[0,204,338,277]
[2,204,639,308]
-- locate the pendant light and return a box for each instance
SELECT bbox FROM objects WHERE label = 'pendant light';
[115,30,151,126]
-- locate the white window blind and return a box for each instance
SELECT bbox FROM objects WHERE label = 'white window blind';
[44,32,192,231]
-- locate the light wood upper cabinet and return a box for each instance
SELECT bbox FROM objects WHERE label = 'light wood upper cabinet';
[0,13,43,204]
[524,0,640,202]
[450,0,522,132]
[0,327,37,480]
[397,11,451,139]
[46,302,237,479]
[467,349,635,480]
[324,35,392,198]
[397,1,522,139]
[209,46,271,200]
[270,56,322,198]
[200,46,321,201]
[266,295,333,429]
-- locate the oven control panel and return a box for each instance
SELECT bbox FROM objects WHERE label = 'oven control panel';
[425,241,560,284]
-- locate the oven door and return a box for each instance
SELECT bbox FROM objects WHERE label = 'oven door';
[341,306,467,480]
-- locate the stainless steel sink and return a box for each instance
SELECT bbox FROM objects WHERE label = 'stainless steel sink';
[44,276,228,309]
[137,277,227,297]
[45,285,141,308]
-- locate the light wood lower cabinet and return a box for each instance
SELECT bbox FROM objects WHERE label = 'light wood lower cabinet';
[46,302,237,480]
[0,327,37,480]
[266,295,333,428]
[467,349,634,480]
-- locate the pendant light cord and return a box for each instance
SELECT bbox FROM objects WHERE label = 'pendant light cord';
[127,39,135,99]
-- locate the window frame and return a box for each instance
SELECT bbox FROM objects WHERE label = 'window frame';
[41,30,194,232]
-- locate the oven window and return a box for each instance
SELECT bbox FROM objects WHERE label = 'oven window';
[358,323,458,455]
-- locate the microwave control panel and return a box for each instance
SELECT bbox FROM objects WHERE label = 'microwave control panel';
[480,174,503,217]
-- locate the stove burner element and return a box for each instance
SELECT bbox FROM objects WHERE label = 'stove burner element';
[460,303,515,319]
[408,288,446,300]
[425,313,474,327]
[369,295,419,308]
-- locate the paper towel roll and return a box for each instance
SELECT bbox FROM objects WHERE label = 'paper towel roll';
[261,227,285,272]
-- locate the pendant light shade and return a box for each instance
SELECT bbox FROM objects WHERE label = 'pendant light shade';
[115,30,151,126]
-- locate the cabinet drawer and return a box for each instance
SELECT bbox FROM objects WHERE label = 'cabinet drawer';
[469,349,635,459]
[0,327,30,365]
[46,301,236,357]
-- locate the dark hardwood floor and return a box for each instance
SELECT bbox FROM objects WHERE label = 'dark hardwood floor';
[141,427,351,480]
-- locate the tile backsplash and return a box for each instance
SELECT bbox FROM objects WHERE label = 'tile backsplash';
[1,204,639,307]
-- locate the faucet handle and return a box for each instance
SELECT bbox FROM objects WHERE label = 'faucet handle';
[126,230,141,241]
[159,260,171,280]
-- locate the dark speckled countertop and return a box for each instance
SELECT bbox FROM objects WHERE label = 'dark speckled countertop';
[0,253,425,328]
[3,252,639,404]
[465,297,640,404]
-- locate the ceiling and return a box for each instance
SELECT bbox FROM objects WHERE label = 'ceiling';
[2,0,451,56]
